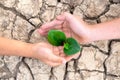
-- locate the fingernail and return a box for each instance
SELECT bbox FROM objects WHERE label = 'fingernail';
[62,59,66,64]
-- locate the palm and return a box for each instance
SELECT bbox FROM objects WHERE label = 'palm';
[60,21,82,43]
[39,21,80,62]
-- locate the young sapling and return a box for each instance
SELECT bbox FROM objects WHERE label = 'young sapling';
[47,30,81,56]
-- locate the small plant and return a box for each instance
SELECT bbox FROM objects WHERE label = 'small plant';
[47,30,81,56]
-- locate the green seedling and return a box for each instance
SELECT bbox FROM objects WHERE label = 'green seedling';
[47,30,81,56]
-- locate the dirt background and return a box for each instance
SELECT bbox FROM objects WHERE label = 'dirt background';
[0,0,120,80]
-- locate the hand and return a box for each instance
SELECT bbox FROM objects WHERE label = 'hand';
[38,12,84,62]
[31,42,79,67]
[38,12,92,43]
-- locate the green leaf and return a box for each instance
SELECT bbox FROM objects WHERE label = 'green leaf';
[47,30,66,46]
[64,43,69,49]
[64,38,80,55]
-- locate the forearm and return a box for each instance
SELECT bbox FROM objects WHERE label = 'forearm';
[90,18,120,41]
[0,37,34,57]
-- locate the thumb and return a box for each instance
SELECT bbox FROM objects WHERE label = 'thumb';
[56,12,74,23]
[63,12,75,23]
[63,12,83,25]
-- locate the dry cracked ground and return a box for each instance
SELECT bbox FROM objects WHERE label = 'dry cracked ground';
[0,0,120,80]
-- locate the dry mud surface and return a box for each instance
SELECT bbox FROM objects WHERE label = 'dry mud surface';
[0,0,120,80]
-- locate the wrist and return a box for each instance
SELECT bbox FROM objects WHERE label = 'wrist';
[87,24,102,42]
[78,24,94,43]
[20,43,35,58]
[29,42,45,59]
[85,24,96,42]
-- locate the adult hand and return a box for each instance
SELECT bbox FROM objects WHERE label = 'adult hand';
[38,12,86,62]
[38,12,92,43]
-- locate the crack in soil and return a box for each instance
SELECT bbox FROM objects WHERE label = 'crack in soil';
[0,1,120,80]
[84,4,111,20]
[0,3,36,27]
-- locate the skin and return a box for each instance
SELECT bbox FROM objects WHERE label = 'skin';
[0,37,65,66]
[0,36,79,67]
[39,12,120,43]
[0,12,120,67]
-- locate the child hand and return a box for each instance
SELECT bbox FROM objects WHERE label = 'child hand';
[31,42,65,67]
[31,42,79,67]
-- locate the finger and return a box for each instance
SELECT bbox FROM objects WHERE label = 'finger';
[62,28,71,38]
[38,26,63,36]
[59,52,66,57]
[53,25,62,29]
[37,29,48,36]
[58,46,66,57]
[63,12,75,23]
[40,20,63,31]
[56,14,66,21]
[56,12,73,21]
[64,52,80,62]
[61,21,72,38]
[58,46,63,53]
[56,12,74,23]
[38,20,63,35]
[48,52,66,64]
[45,61,64,67]
[37,29,47,36]
[59,51,66,57]
[53,46,59,56]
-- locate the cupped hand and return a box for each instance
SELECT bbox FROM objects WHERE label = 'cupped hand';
[38,12,86,62]
[38,12,91,43]
[32,42,79,67]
